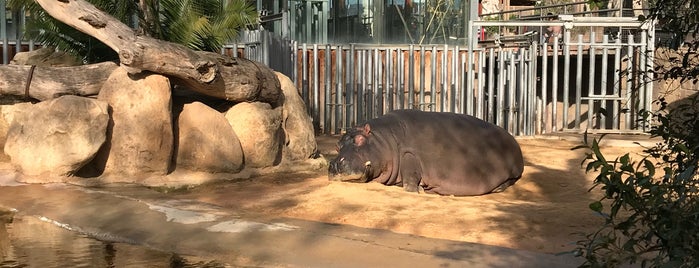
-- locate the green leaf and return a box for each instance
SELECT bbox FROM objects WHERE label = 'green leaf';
[589,201,603,212]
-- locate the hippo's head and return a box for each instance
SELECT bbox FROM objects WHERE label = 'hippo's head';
[328,124,383,183]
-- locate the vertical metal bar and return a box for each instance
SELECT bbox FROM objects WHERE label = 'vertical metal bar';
[347,45,355,128]
[367,49,373,120]
[1,0,8,65]
[313,44,320,127]
[262,30,270,66]
[305,0,312,42]
[587,32,597,129]
[529,42,538,135]
[647,25,656,118]
[302,43,309,109]
[460,52,467,114]
[358,49,365,123]
[600,35,610,129]
[588,32,596,130]
[625,34,634,130]
[374,48,382,116]
[387,48,394,112]
[362,48,374,120]
[640,29,650,131]
[324,44,331,134]
[487,48,495,123]
[562,32,571,131]
[398,48,405,110]
[441,45,448,112]
[518,49,526,135]
[409,45,415,109]
[575,35,583,130]
[613,37,622,130]
[497,49,506,127]
[292,40,298,91]
[335,45,344,134]
[508,51,516,133]
[452,46,459,113]
[477,49,485,119]
[466,45,474,116]
[430,46,437,112]
[419,46,426,110]
[540,43,548,134]
[551,37,560,131]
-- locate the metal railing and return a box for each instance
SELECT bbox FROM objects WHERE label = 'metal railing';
[295,19,655,135]
[1,13,655,136]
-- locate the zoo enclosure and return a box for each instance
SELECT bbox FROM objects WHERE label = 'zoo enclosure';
[288,18,655,135]
[1,13,655,136]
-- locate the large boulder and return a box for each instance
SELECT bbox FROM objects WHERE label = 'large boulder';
[275,72,318,161]
[225,102,283,168]
[4,96,109,178]
[175,102,244,173]
[92,68,173,180]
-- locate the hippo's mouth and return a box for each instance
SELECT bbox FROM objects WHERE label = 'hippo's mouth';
[328,161,372,183]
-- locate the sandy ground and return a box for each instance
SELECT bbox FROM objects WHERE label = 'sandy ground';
[171,134,651,255]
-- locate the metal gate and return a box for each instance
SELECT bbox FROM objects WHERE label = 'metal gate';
[294,18,655,135]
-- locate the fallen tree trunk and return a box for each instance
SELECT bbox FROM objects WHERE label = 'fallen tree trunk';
[0,62,118,101]
[32,0,281,106]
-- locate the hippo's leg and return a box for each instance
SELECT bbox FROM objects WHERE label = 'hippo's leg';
[399,152,422,193]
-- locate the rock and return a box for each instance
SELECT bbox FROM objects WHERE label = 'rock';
[0,104,31,162]
[10,47,83,67]
[175,102,244,173]
[92,68,173,180]
[225,102,283,168]
[276,72,318,161]
[4,96,109,178]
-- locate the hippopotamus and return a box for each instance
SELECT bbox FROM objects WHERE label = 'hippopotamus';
[328,109,524,196]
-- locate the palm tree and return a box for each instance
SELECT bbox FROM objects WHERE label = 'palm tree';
[8,0,257,63]
[8,0,137,62]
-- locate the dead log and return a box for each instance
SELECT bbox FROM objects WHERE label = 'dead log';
[33,0,282,106]
[0,62,118,101]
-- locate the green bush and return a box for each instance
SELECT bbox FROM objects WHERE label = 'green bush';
[574,95,699,267]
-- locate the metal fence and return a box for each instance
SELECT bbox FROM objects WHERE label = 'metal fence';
[294,19,655,135]
[1,14,655,136]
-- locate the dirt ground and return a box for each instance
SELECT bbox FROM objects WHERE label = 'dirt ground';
[172,134,651,255]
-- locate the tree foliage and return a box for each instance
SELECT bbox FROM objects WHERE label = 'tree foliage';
[575,95,699,267]
[7,0,136,62]
[574,0,699,265]
[7,0,257,63]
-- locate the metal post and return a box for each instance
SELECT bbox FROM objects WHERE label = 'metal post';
[588,32,596,130]
[562,31,571,131]
[487,48,495,123]
[345,44,359,127]
[387,48,394,112]
[1,0,8,64]
[408,45,415,109]
[302,43,309,107]
[551,37,559,132]
[324,44,331,134]
[540,43,548,134]
[313,44,320,127]
[419,46,425,110]
[575,35,583,130]
[346,47,354,128]
[441,45,448,112]
[335,45,344,134]
[613,37,622,130]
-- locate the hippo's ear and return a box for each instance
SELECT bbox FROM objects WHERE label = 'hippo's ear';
[362,124,372,136]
